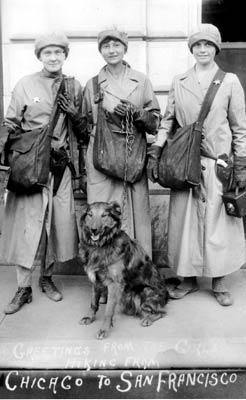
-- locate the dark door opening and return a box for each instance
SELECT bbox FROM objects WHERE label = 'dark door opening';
[202,0,246,93]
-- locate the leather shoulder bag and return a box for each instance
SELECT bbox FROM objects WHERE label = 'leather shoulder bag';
[6,77,65,194]
[92,75,147,184]
[157,68,226,190]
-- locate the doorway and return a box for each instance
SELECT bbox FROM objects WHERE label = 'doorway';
[202,0,246,93]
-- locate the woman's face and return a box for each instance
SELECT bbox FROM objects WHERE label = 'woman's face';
[39,45,66,73]
[100,39,126,66]
[192,40,216,66]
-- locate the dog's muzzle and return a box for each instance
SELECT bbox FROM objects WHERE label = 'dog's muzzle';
[90,228,101,242]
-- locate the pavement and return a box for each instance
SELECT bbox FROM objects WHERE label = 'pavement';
[1,265,246,371]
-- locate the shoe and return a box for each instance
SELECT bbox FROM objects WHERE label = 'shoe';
[39,276,63,302]
[213,291,233,306]
[4,287,32,314]
[168,286,198,299]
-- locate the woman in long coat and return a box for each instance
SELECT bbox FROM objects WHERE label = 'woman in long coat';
[82,29,160,257]
[147,24,246,306]
[0,32,85,314]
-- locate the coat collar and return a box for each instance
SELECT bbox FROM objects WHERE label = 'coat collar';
[40,68,63,80]
[98,63,140,99]
[177,64,219,101]
[177,66,203,101]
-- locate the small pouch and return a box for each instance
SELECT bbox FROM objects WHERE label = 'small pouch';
[222,186,246,218]
[50,147,69,195]
[215,153,234,192]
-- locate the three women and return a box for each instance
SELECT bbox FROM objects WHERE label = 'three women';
[1,24,246,314]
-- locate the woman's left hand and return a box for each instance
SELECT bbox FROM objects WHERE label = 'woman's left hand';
[146,145,162,182]
[58,92,77,118]
[233,156,246,189]
[114,99,139,118]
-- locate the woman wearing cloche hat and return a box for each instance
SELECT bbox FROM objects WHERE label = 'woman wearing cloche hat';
[82,28,161,261]
[0,31,86,314]
[147,23,246,306]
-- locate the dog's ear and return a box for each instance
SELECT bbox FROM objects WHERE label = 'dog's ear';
[80,203,89,223]
[107,201,121,219]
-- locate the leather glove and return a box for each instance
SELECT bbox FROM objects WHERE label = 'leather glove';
[58,92,87,140]
[216,154,234,192]
[114,99,159,135]
[233,156,246,189]
[114,99,139,119]
[146,145,162,182]
[58,92,79,120]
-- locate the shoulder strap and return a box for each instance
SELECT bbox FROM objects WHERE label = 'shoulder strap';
[92,75,99,98]
[64,76,76,167]
[197,68,226,126]
[47,76,66,133]
[92,75,103,104]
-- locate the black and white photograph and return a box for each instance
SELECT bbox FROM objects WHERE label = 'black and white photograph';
[0,0,246,398]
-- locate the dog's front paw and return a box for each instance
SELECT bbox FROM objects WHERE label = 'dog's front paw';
[96,328,109,340]
[79,316,95,325]
[141,316,153,327]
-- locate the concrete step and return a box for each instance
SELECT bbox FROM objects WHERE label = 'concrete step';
[0,266,246,369]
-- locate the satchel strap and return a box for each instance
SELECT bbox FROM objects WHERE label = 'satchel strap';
[92,75,104,104]
[196,68,226,129]
[47,76,66,134]
[64,76,76,175]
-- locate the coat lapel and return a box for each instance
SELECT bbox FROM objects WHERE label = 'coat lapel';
[178,67,204,102]
[121,68,139,99]
[98,65,139,100]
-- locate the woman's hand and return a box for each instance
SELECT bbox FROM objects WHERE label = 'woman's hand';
[146,145,162,182]
[233,156,246,189]
[58,92,77,119]
[114,99,139,118]
[114,100,159,135]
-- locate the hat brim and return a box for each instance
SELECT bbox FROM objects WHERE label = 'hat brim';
[98,36,127,51]
[189,33,221,54]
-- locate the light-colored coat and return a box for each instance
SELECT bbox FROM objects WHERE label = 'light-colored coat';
[0,70,81,269]
[155,65,246,277]
[82,64,160,256]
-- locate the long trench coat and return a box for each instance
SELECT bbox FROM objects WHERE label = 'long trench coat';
[82,64,160,256]
[0,70,82,269]
[155,64,246,277]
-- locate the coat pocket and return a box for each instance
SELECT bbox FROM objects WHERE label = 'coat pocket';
[215,153,234,192]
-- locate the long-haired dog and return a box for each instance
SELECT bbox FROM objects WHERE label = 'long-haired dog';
[79,201,174,340]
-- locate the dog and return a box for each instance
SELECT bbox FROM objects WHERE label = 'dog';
[79,201,174,340]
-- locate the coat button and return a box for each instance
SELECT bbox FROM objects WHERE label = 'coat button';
[201,135,205,139]
[201,165,206,171]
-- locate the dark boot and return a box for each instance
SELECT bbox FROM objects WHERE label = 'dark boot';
[4,287,32,314]
[39,276,63,301]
